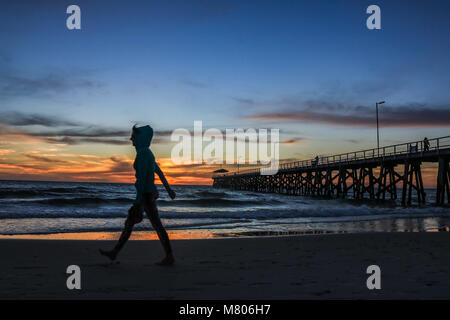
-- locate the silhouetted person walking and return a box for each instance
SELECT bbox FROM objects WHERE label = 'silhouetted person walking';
[100,125,175,266]
[423,137,430,151]
[313,156,319,166]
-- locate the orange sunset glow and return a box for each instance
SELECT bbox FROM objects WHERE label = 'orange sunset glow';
[0,127,442,187]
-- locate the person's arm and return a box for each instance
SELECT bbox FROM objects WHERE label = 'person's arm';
[155,163,176,199]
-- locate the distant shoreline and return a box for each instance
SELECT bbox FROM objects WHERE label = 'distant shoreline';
[1,227,449,241]
[0,179,210,186]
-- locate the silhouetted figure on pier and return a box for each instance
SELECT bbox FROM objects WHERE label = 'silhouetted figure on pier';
[424,137,430,151]
[313,156,319,166]
[100,125,176,266]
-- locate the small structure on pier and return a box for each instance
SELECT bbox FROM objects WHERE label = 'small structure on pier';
[213,136,450,206]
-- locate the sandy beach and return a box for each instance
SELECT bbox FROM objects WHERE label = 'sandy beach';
[1,232,449,299]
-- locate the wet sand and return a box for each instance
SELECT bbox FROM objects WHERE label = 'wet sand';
[1,232,449,299]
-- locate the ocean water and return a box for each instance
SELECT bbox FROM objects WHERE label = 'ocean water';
[0,180,449,238]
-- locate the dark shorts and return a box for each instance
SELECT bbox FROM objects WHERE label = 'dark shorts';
[128,191,159,225]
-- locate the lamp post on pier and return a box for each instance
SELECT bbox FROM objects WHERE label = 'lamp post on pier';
[376,101,385,155]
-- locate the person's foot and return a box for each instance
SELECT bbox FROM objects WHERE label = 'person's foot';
[155,254,175,266]
[99,249,117,261]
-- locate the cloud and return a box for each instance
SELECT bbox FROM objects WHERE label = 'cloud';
[0,111,134,146]
[0,111,81,127]
[243,101,450,128]
[0,124,14,135]
[0,161,50,171]
[44,137,78,145]
[0,149,15,155]
[39,134,131,146]
[0,62,103,99]
[80,138,130,145]
[24,153,68,164]
[28,127,131,138]
[109,156,133,173]
[41,131,171,146]
[0,111,190,147]
[281,137,305,144]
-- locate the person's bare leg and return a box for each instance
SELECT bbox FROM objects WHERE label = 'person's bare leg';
[100,218,134,261]
[144,195,174,265]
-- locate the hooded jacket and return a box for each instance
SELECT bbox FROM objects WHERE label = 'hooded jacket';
[132,125,157,204]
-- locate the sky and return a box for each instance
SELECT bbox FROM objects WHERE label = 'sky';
[0,0,449,185]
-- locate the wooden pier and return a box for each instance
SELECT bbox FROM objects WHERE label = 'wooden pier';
[213,136,450,206]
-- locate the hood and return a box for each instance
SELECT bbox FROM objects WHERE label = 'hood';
[133,125,153,150]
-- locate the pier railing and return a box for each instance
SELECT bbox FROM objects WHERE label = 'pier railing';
[214,135,450,177]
